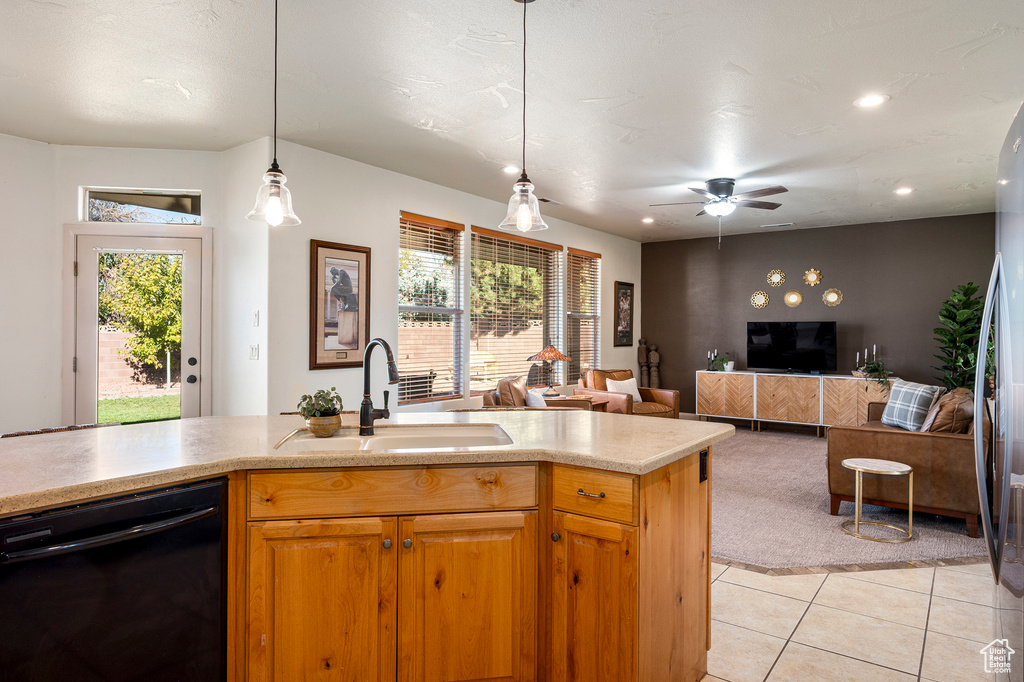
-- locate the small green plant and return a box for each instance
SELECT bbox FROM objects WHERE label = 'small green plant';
[709,352,730,371]
[933,282,986,390]
[297,387,343,419]
[860,358,892,394]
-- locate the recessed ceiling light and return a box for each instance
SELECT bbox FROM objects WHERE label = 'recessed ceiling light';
[642,217,654,224]
[854,94,890,108]
[894,187,914,195]
[502,165,520,174]
[998,179,1009,185]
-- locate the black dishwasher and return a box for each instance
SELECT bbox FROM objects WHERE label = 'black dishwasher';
[0,479,227,681]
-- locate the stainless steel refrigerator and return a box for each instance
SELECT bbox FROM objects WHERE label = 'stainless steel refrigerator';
[975,102,1024,681]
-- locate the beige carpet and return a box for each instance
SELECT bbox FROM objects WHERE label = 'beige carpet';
[711,429,986,569]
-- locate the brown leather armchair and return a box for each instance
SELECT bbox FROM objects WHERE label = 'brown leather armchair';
[827,401,989,537]
[481,376,593,410]
[573,369,679,419]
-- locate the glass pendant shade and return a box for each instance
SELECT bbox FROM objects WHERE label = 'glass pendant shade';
[499,178,548,232]
[246,166,300,226]
[704,200,736,217]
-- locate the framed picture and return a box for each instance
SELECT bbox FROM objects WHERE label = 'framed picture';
[309,239,371,369]
[614,281,634,347]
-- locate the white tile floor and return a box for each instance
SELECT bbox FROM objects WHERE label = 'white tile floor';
[703,561,1021,682]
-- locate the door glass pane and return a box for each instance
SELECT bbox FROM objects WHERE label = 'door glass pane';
[96,252,182,425]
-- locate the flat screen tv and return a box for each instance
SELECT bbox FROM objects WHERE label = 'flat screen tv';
[746,321,837,373]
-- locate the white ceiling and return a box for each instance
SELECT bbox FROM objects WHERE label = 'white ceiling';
[2,0,1022,242]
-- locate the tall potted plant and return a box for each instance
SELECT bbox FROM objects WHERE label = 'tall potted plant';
[933,282,986,391]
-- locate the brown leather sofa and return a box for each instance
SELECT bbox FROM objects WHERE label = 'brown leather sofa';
[827,401,989,537]
[481,376,593,410]
[573,369,679,419]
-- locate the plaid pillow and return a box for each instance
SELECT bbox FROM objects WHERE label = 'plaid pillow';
[880,380,945,431]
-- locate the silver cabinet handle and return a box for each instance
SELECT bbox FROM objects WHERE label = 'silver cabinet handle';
[403,539,412,549]
[577,488,606,499]
[383,539,392,549]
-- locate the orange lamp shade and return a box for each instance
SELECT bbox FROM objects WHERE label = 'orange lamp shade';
[527,345,573,363]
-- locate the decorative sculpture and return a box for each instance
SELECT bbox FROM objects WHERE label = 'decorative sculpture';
[637,338,649,388]
[649,344,661,389]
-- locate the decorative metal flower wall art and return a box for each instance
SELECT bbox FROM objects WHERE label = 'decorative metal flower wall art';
[767,269,785,286]
[803,268,822,286]
[751,291,770,308]
[822,288,843,307]
[784,290,803,307]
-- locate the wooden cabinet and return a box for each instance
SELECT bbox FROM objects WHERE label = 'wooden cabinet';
[697,371,892,429]
[246,467,538,682]
[696,372,754,419]
[549,456,710,682]
[551,511,637,681]
[398,511,537,682]
[247,516,397,681]
[756,375,820,424]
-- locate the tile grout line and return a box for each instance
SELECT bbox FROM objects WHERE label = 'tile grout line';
[758,567,831,681]
[917,568,938,682]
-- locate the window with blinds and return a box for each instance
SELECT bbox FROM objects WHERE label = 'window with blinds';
[566,248,601,384]
[470,227,562,393]
[398,212,463,403]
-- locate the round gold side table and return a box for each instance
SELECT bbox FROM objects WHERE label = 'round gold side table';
[840,458,914,543]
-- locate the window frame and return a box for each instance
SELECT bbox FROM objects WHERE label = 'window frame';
[566,247,601,385]
[397,212,465,404]
[83,187,202,225]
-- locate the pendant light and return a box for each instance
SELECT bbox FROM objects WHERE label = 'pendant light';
[246,0,300,227]
[499,0,548,233]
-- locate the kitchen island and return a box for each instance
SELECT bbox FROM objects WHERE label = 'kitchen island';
[0,410,734,682]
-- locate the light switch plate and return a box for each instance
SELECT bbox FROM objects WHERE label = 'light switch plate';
[252,310,260,327]
[249,344,259,360]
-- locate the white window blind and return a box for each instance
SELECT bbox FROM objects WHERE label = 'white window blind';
[566,248,601,384]
[470,227,562,393]
[398,212,464,403]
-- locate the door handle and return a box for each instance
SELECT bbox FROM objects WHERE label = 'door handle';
[186,375,197,384]
[0,506,218,564]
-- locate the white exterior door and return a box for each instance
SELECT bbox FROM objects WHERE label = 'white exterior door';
[74,235,204,423]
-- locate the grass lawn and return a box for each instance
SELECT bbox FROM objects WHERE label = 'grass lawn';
[98,394,180,425]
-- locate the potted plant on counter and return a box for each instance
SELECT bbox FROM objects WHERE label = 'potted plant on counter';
[297,387,344,437]
[857,358,892,395]
[709,352,733,372]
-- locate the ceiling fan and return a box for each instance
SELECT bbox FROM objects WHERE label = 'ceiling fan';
[651,178,788,217]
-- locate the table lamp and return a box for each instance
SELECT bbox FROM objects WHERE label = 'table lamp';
[527,345,573,396]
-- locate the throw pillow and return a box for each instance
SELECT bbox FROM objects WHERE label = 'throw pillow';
[605,377,642,402]
[881,380,945,432]
[526,388,548,408]
[921,387,974,433]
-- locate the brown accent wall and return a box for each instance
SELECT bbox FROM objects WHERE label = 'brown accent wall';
[641,214,995,413]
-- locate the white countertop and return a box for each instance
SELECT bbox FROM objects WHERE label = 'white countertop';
[0,411,734,516]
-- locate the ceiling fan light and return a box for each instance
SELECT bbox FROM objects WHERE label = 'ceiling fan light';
[704,201,736,217]
[246,166,300,226]
[499,178,549,232]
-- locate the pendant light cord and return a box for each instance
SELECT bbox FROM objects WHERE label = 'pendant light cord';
[273,0,279,163]
[521,1,527,174]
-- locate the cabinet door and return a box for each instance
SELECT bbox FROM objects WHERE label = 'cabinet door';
[786,376,821,424]
[551,511,638,682]
[721,373,754,418]
[398,511,537,682]
[248,516,397,682]
[859,379,893,424]
[695,372,723,416]
[822,377,860,426]
[755,375,788,422]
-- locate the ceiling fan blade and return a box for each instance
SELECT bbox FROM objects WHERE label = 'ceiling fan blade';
[695,209,707,217]
[735,200,782,210]
[688,187,719,200]
[732,185,788,200]
[648,201,707,207]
